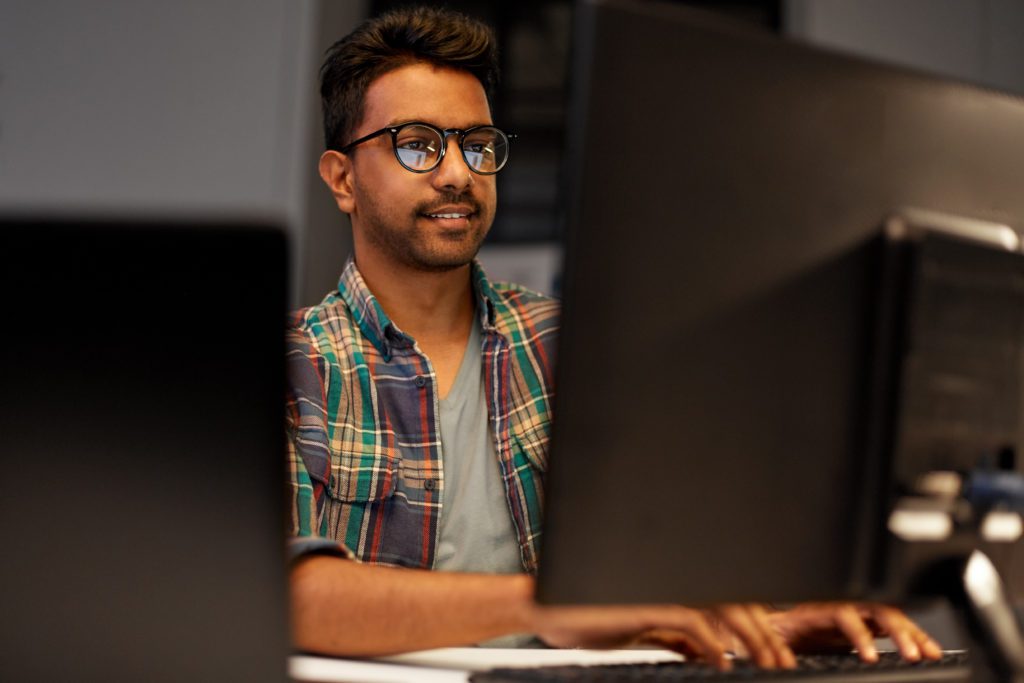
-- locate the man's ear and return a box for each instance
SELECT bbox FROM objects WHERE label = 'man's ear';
[318,150,356,214]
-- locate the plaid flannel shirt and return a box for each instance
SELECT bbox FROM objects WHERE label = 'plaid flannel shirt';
[285,258,559,573]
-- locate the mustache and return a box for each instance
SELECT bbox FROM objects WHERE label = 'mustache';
[415,193,482,216]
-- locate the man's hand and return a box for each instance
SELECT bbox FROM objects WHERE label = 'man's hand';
[766,603,943,663]
[710,604,797,669]
[530,602,941,671]
[530,603,793,671]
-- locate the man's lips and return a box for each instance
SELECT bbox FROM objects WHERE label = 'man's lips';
[419,205,477,220]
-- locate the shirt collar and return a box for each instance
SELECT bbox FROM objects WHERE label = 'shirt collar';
[337,257,501,361]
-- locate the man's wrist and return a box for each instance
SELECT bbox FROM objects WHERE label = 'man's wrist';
[508,573,540,635]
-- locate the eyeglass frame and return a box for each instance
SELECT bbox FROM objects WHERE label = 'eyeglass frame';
[337,121,516,175]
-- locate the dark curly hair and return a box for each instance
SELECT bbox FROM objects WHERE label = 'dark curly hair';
[320,5,500,152]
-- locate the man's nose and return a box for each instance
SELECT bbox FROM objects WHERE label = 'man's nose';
[430,136,473,193]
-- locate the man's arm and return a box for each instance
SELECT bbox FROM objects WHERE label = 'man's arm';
[290,555,536,656]
[291,556,943,670]
[290,556,785,670]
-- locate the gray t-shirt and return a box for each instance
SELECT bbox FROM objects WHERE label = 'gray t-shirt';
[435,320,536,648]
[434,320,523,575]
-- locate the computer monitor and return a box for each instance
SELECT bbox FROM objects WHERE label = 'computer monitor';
[0,218,290,682]
[537,0,1024,617]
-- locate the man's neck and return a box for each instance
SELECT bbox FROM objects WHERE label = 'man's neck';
[354,250,476,350]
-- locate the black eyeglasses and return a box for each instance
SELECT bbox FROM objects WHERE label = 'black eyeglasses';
[339,121,515,175]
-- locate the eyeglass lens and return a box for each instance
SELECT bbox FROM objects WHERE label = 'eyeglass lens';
[394,124,508,173]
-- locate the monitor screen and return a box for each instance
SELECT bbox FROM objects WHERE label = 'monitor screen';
[537,0,1024,609]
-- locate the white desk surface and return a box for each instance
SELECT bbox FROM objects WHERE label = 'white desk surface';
[290,647,684,682]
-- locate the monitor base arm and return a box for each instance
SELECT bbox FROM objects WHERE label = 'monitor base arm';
[946,550,1024,683]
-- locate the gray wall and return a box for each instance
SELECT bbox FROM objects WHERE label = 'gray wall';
[0,1,316,216]
[300,0,365,307]
[785,0,1024,95]
[0,0,361,306]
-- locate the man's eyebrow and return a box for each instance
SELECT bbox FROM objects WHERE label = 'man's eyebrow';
[385,119,495,129]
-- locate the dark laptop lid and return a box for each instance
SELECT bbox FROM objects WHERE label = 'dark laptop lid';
[0,217,290,682]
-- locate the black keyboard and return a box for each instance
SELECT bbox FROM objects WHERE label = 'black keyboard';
[469,651,971,683]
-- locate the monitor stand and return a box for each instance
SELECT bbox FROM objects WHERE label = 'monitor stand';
[945,551,1024,683]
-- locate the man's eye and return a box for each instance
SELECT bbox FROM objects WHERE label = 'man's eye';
[465,142,494,155]
[398,138,432,151]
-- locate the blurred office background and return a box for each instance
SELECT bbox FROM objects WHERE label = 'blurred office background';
[1,0,1022,307]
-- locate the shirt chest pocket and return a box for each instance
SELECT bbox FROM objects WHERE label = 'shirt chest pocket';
[303,428,403,558]
[510,421,549,474]
[504,384,552,475]
[313,427,402,503]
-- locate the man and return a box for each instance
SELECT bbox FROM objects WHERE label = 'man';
[285,6,941,671]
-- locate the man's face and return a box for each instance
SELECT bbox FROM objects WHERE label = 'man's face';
[341,62,497,272]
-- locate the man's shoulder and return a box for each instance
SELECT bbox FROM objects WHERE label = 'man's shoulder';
[486,280,561,325]
[286,291,351,349]
[483,281,561,361]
